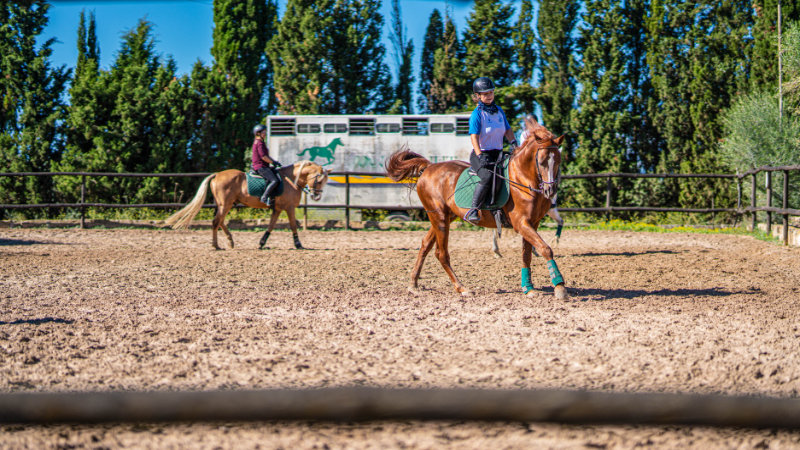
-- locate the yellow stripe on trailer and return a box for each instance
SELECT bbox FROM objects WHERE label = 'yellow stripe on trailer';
[328,175,415,185]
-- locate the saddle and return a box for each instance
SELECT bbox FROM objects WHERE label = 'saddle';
[246,169,284,198]
[453,158,510,211]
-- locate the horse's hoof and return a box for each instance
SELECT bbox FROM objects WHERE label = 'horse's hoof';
[526,289,538,298]
[493,251,502,259]
[554,284,569,300]
[294,245,304,250]
[460,290,472,297]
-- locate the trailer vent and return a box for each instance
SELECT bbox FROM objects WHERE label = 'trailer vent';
[402,118,429,136]
[297,123,321,134]
[455,117,470,135]
[349,118,376,136]
[269,118,296,136]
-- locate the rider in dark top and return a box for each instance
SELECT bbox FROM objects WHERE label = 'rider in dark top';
[251,124,281,207]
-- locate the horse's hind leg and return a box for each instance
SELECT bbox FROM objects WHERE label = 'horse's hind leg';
[220,221,234,249]
[410,227,436,291]
[212,201,234,250]
[431,214,470,296]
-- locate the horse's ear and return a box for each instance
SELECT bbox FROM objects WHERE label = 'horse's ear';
[554,134,566,146]
[325,169,332,174]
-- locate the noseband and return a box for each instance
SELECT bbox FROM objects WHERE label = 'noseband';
[305,171,326,197]
[535,145,560,193]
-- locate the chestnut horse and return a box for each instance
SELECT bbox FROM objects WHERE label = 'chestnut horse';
[385,116,567,299]
[165,161,330,250]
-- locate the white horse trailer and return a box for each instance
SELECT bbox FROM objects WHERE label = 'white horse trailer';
[266,114,474,212]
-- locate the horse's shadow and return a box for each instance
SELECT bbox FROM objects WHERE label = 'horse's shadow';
[0,317,74,326]
[0,238,53,246]
[560,286,756,301]
[569,250,682,257]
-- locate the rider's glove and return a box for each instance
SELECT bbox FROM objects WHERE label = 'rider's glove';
[272,161,282,168]
[509,140,519,152]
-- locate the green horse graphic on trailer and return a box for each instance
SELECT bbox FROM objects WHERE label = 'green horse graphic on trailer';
[296,138,343,166]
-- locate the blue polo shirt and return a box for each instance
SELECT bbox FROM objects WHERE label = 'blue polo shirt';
[469,105,511,151]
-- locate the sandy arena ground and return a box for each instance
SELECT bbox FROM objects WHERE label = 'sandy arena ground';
[1,225,800,448]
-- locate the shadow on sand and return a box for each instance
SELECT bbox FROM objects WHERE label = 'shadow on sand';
[0,317,75,326]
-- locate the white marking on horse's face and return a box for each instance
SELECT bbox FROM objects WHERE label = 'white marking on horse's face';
[546,152,556,183]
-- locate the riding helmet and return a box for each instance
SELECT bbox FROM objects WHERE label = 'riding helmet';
[473,77,495,93]
[253,124,267,136]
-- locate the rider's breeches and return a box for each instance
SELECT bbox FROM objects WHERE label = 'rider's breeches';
[257,167,279,199]
[469,150,501,208]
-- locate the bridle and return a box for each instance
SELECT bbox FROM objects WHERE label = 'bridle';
[304,170,326,199]
[496,143,560,197]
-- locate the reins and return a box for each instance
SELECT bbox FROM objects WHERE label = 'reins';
[494,145,560,197]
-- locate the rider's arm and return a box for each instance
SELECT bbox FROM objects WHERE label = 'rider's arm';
[469,109,482,155]
[470,134,482,155]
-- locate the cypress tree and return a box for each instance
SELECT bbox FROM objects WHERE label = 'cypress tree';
[751,0,800,93]
[0,1,69,212]
[428,15,466,113]
[569,0,633,208]
[496,0,536,123]
[418,9,443,113]
[388,0,414,114]
[461,0,515,88]
[536,0,579,140]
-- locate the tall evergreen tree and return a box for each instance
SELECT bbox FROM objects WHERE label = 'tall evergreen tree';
[418,9,443,113]
[536,0,579,140]
[496,0,536,123]
[428,14,466,113]
[323,0,393,113]
[751,0,800,93]
[462,0,515,89]
[0,1,69,211]
[388,0,414,113]
[269,0,329,114]
[569,0,634,208]
[647,0,752,210]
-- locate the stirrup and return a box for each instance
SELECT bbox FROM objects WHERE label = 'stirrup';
[463,208,480,224]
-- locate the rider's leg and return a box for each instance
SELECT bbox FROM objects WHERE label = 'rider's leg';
[464,151,498,223]
[257,167,279,206]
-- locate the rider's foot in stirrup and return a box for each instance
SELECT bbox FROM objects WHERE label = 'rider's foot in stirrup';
[464,208,480,224]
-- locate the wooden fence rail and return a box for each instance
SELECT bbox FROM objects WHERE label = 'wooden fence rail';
[1,166,797,244]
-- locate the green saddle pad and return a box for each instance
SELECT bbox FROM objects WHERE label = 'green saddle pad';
[246,171,284,198]
[454,163,510,210]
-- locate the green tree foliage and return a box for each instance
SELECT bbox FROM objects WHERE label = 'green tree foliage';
[387,0,414,114]
[428,15,466,113]
[192,0,277,170]
[536,0,579,139]
[462,0,515,89]
[417,9,443,113]
[270,0,391,114]
[751,0,800,93]
[0,1,69,211]
[569,0,635,208]
[495,0,536,122]
[647,0,752,211]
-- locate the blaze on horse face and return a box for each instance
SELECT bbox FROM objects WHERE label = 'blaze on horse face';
[524,116,565,201]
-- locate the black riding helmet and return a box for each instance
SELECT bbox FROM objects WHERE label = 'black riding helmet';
[473,77,495,93]
[253,124,266,136]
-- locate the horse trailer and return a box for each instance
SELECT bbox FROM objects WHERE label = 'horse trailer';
[266,114,475,212]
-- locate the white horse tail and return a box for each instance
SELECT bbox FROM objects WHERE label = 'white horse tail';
[164,174,215,230]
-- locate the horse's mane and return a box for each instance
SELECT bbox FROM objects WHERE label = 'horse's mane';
[513,116,556,162]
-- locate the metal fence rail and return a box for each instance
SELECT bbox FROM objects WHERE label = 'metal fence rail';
[2,387,800,428]
[1,166,798,244]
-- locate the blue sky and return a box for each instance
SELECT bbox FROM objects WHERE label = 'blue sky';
[43,0,486,80]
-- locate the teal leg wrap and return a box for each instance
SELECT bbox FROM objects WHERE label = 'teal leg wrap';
[556,223,563,239]
[521,267,533,294]
[546,260,564,286]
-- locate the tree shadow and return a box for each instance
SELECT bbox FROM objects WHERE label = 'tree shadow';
[569,250,682,257]
[0,317,74,326]
[560,286,757,301]
[0,238,53,246]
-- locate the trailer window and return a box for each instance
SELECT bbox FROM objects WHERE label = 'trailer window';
[269,118,296,136]
[324,123,347,133]
[297,124,321,133]
[430,123,454,133]
[376,123,401,133]
[402,118,429,136]
[455,117,470,135]
[349,118,376,136]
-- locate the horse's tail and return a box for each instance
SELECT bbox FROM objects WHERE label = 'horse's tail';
[385,148,430,182]
[296,148,308,156]
[164,174,215,230]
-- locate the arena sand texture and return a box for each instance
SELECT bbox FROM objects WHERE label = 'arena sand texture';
[1,226,800,448]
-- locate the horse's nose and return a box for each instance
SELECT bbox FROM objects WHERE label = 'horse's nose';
[543,184,555,200]
[312,193,321,201]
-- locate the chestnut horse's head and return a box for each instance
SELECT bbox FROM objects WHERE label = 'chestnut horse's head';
[294,161,331,201]
[518,116,565,200]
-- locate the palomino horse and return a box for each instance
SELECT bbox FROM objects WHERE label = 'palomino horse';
[165,161,330,250]
[385,116,567,299]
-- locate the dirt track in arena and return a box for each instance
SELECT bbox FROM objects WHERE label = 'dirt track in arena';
[2,225,800,448]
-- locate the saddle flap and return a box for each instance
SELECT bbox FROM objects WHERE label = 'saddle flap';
[454,165,510,210]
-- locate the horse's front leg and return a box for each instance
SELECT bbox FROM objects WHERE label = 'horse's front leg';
[521,239,534,295]
[516,221,568,300]
[286,207,303,249]
[259,208,282,249]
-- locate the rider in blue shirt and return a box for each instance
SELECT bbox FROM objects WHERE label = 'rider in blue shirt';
[464,77,518,224]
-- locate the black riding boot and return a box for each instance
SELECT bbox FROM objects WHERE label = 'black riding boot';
[464,182,489,223]
[261,180,278,206]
